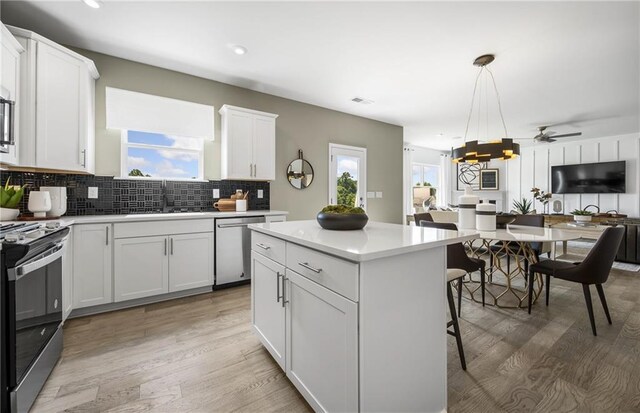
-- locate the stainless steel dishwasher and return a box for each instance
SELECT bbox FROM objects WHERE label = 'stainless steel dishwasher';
[215,216,266,286]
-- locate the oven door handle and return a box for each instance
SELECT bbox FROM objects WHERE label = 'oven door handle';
[8,242,65,281]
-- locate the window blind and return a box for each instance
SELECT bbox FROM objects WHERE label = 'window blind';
[105,87,214,140]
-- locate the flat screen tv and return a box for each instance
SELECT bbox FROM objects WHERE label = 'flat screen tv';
[551,161,626,194]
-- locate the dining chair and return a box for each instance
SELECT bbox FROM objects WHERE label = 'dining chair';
[527,226,624,336]
[419,221,486,313]
[447,268,467,370]
[490,214,545,277]
[413,212,433,226]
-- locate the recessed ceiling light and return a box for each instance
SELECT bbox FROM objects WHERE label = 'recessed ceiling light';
[82,0,101,8]
[232,45,247,55]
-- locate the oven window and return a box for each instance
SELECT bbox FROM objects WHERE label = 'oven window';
[13,258,62,384]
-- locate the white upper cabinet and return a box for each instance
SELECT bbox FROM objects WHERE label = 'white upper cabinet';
[0,24,23,165]
[220,105,277,181]
[8,26,99,173]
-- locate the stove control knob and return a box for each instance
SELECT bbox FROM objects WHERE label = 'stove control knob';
[4,233,22,243]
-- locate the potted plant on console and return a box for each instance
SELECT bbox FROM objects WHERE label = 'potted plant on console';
[571,209,594,223]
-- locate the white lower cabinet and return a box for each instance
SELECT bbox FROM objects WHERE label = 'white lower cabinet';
[73,224,113,308]
[169,232,214,292]
[285,269,359,413]
[251,251,286,369]
[113,230,214,301]
[114,236,169,302]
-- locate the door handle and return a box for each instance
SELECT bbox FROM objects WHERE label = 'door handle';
[249,163,253,177]
[164,238,167,256]
[105,226,109,245]
[81,149,86,167]
[298,262,322,273]
[256,243,270,250]
[253,164,257,177]
[282,275,287,307]
[170,238,174,255]
[276,271,282,303]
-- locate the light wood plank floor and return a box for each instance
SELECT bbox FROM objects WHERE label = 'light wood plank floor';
[33,266,640,412]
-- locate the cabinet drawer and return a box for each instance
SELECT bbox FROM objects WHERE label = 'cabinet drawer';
[286,243,358,301]
[114,219,214,239]
[252,232,286,265]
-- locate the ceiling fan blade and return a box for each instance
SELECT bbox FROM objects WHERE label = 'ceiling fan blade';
[546,138,557,143]
[545,131,557,136]
[552,132,582,139]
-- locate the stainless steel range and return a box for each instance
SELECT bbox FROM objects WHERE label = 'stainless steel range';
[1,222,69,413]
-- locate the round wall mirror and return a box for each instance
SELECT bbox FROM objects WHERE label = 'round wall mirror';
[287,150,314,189]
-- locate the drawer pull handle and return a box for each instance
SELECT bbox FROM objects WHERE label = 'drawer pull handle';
[299,262,322,273]
[276,272,283,303]
[256,243,271,250]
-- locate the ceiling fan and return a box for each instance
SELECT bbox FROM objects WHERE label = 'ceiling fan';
[529,126,582,143]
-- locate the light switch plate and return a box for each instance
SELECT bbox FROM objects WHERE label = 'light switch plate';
[367,191,376,199]
[257,189,264,199]
[376,192,383,198]
[88,187,98,199]
[213,188,220,198]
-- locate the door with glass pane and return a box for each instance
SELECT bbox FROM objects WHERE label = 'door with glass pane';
[411,163,440,211]
[329,144,367,210]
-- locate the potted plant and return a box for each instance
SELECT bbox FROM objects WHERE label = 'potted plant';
[317,204,368,230]
[531,187,552,214]
[571,209,594,223]
[512,197,533,215]
[0,178,27,221]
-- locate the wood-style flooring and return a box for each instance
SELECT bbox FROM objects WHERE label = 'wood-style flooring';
[33,266,640,412]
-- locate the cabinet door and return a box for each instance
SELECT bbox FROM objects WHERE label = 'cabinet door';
[73,224,112,308]
[0,25,21,165]
[225,109,254,179]
[252,115,276,180]
[169,232,214,292]
[35,42,85,171]
[285,269,358,413]
[62,226,74,321]
[251,252,286,369]
[114,236,169,302]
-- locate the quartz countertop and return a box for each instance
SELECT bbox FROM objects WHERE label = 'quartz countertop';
[4,210,288,226]
[249,220,478,262]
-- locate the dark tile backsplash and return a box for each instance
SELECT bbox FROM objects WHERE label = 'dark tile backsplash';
[0,171,270,216]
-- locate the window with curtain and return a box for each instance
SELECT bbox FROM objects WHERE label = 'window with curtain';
[411,163,440,211]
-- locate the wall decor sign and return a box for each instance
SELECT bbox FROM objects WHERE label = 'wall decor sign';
[480,169,499,190]
[456,163,483,190]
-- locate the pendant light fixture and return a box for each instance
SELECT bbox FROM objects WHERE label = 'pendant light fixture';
[451,54,520,164]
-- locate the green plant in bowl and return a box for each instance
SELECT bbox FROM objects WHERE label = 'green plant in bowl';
[512,197,532,215]
[570,209,594,216]
[0,178,28,221]
[317,205,368,230]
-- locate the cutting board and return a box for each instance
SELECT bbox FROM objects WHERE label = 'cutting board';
[214,199,236,212]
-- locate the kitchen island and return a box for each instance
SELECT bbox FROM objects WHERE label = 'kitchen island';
[249,220,477,413]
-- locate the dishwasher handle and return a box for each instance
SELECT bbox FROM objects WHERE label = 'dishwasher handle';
[217,223,251,229]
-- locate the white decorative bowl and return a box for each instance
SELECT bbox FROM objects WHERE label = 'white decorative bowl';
[0,207,20,221]
[573,214,593,223]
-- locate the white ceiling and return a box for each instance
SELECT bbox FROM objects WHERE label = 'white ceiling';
[2,1,639,150]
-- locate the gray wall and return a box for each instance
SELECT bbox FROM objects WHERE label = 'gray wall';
[73,49,404,223]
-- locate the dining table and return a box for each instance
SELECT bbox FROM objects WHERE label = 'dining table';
[461,224,581,308]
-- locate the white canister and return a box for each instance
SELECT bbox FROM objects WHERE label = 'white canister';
[41,186,67,217]
[476,202,497,231]
[458,185,479,229]
[28,191,52,218]
[235,199,247,212]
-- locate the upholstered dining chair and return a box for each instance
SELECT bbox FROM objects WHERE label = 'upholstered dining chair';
[419,221,486,313]
[527,226,624,336]
[413,212,433,226]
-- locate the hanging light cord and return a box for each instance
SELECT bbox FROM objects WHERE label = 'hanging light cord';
[463,67,484,142]
[486,66,509,137]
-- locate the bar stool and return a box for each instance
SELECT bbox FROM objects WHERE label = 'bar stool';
[447,268,467,370]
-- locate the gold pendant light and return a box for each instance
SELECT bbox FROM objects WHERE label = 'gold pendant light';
[451,54,520,164]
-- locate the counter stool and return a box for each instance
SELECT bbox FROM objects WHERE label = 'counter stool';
[447,268,467,370]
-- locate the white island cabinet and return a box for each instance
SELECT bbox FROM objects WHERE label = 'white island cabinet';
[250,220,477,413]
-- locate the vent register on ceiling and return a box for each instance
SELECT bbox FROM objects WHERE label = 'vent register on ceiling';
[105,87,215,140]
[451,54,520,164]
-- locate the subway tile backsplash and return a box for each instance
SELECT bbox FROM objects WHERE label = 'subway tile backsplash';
[0,172,270,216]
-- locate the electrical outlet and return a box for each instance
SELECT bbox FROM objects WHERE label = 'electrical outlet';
[367,191,376,199]
[376,192,383,198]
[88,187,98,199]
[257,189,264,199]
[213,188,220,198]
